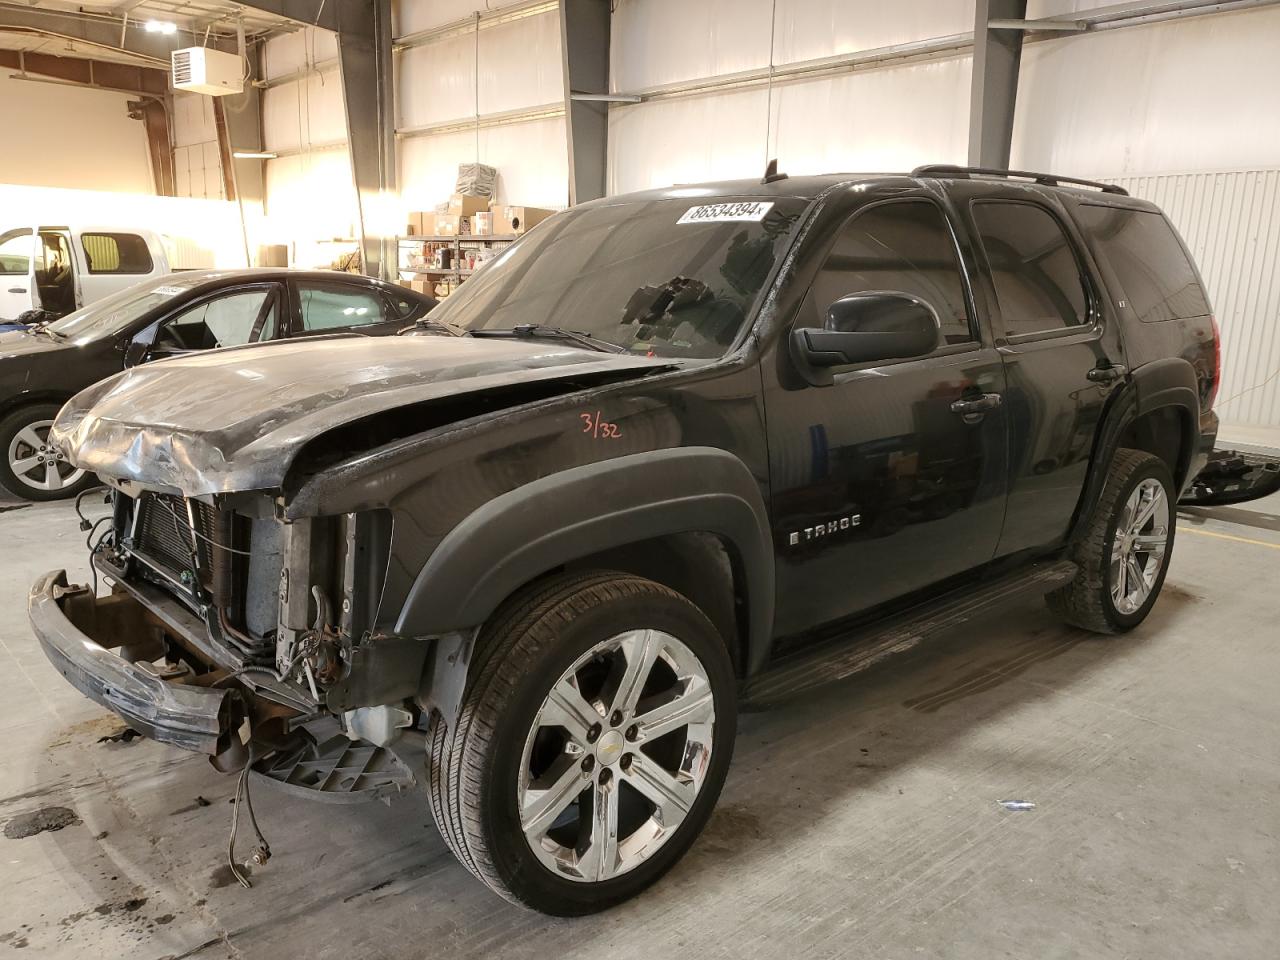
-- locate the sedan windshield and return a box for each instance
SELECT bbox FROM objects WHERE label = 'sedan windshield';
[45,273,210,342]
[429,196,808,359]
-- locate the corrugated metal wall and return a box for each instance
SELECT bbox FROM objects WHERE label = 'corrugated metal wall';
[1109,170,1280,430]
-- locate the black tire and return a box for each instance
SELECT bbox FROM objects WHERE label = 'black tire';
[1048,448,1177,633]
[0,403,94,501]
[427,571,737,915]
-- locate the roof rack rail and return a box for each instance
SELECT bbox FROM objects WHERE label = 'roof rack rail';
[910,164,1128,196]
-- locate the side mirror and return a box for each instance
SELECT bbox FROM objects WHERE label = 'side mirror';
[123,321,159,368]
[792,291,940,369]
[123,338,149,367]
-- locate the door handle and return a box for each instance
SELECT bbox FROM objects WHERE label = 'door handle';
[950,393,1003,416]
[7,287,26,294]
[1086,364,1128,383]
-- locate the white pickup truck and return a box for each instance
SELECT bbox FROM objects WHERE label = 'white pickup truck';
[0,226,170,324]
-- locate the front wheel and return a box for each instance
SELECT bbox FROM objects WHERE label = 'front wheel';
[1049,448,1176,633]
[428,572,737,915]
[0,403,93,501]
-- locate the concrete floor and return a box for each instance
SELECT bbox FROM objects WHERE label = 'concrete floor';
[0,485,1277,960]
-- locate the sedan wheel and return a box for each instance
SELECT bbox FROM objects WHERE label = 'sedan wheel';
[0,404,94,501]
[7,419,84,494]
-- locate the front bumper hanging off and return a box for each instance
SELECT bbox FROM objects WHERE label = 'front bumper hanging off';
[28,569,243,755]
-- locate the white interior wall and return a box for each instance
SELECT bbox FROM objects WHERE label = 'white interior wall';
[394,2,569,213]
[607,0,973,195]
[259,27,357,266]
[1012,6,1280,177]
[0,73,154,194]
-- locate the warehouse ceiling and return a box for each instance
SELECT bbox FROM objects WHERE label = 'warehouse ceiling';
[0,0,303,76]
[24,1,301,41]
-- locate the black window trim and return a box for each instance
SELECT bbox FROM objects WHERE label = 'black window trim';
[799,195,983,373]
[968,197,1102,346]
[80,231,155,276]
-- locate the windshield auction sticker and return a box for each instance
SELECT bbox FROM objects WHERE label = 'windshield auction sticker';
[677,201,775,224]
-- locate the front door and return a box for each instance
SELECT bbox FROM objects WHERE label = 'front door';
[764,193,1010,642]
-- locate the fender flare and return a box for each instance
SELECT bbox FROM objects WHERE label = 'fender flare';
[394,446,776,673]
[1068,358,1200,541]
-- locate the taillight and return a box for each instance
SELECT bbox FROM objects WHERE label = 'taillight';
[1206,315,1222,410]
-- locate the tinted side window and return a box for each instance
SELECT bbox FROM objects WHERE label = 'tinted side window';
[297,284,387,331]
[82,233,154,275]
[971,201,1089,337]
[1076,205,1211,322]
[812,200,972,345]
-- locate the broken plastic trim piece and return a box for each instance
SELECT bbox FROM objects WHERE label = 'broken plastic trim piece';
[1180,448,1280,506]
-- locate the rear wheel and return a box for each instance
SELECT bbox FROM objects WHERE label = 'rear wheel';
[428,572,736,915]
[0,403,92,501]
[1048,448,1176,633]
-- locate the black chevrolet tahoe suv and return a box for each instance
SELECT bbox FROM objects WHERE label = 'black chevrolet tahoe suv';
[30,165,1219,915]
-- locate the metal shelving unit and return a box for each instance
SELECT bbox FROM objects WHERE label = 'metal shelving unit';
[397,234,517,287]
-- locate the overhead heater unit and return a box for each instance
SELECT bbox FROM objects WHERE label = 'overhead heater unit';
[171,47,243,96]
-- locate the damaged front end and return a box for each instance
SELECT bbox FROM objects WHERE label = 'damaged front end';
[30,485,427,787]
[30,335,674,792]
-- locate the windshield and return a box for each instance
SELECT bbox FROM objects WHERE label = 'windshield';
[430,196,808,358]
[45,273,209,342]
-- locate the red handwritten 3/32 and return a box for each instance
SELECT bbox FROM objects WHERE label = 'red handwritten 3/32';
[580,410,622,439]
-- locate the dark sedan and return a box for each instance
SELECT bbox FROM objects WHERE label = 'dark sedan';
[0,269,437,500]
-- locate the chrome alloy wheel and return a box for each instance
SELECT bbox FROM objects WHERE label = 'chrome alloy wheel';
[1110,477,1171,615]
[517,629,716,883]
[6,418,84,493]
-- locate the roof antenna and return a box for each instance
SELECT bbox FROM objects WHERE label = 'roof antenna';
[763,158,788,184]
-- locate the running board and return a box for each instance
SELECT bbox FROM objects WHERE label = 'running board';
[743,559,1078,707]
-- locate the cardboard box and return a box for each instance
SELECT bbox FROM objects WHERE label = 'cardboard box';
[405,211,440,236]
[399,278,433,294]
[500,205,555,235]
[447,193,489,217]
[472,211,493,236]
[437,214,463,236]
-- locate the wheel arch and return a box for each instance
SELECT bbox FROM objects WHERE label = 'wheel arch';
[0,391,76,422]
[394,447,775,676]
[1068,358,1199,542]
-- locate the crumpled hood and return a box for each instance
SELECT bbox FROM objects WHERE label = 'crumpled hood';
[53,335,668,497]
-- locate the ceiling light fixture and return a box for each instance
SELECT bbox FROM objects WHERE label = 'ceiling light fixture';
[232,151,278,159]
[144,20,178,35]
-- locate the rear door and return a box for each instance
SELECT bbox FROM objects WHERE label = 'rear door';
[0,228,37,319]
[287,278,405,339]
[74,231,159,306]
[947,183,1128,557]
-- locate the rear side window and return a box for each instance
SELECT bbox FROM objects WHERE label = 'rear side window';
[297,284,387,331]
[812,199,973,346]
[971,201,1089,337]
[1076,205,1211,322]
[82,233,154,275]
